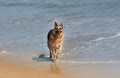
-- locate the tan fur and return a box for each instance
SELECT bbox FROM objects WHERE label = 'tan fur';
[47,22,64,61]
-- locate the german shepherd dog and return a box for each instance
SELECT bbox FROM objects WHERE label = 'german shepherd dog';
[47,22,64,61]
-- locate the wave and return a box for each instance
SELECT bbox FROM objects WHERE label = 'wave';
[59,60,120,64]
[92,32,120,42]
[0,2,38,7]
[92,37,104,41]
[0,20,22,24]
[108,32,120,39]
[0,50,15,54]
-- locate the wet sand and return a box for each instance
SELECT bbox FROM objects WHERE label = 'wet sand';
[0,54,69,78]
[0,54,120,78]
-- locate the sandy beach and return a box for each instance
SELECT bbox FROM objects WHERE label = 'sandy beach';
[0,53,120,78]
[0,0,120,78]
[0,54,68,78]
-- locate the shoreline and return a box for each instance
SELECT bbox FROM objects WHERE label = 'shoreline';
[0,53,120,78]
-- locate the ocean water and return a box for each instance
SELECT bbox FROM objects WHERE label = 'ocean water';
[0,0,120,63]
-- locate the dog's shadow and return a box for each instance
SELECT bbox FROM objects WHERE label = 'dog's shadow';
[32,54,53,62]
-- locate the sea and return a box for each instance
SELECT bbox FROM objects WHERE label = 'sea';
[0,0,120,63]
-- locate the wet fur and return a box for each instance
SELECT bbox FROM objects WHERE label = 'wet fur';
[47,22,64,61]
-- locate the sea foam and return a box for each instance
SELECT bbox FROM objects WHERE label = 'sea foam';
[92,32,120,42]
[60,60,120,64]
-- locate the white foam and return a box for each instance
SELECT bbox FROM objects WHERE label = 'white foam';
[91,32,120,42]
[0,50,7,54]
[59,60,120,64]
[108,32,120,39]
[0,50,15,54]
[92,37,104,41]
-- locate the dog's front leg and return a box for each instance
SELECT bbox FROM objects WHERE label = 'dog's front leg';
[53,49,59,61]
[59,45,63,55]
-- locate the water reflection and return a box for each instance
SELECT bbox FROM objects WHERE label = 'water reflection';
[50,62,63,73]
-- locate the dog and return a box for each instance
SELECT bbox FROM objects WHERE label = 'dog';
[47,22,64,61]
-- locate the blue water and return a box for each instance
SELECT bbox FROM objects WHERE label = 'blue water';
[0,0,120,63]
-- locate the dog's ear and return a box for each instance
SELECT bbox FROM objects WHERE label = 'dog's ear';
[60,23,63,26]
[55,22,58,26]
[60,23,63,29]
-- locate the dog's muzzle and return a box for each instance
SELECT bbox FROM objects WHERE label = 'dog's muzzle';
[56,31,61,35]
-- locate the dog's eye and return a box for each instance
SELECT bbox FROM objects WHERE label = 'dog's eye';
[60,31,62,33]
[59,28,62,30]
[55,28,58,30]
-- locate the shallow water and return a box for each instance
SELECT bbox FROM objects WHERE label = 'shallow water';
[0,0,120,63]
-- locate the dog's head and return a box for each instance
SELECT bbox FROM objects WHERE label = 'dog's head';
[54,22,64,37]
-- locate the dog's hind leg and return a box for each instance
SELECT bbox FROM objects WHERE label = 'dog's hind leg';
[49,49,52,58]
